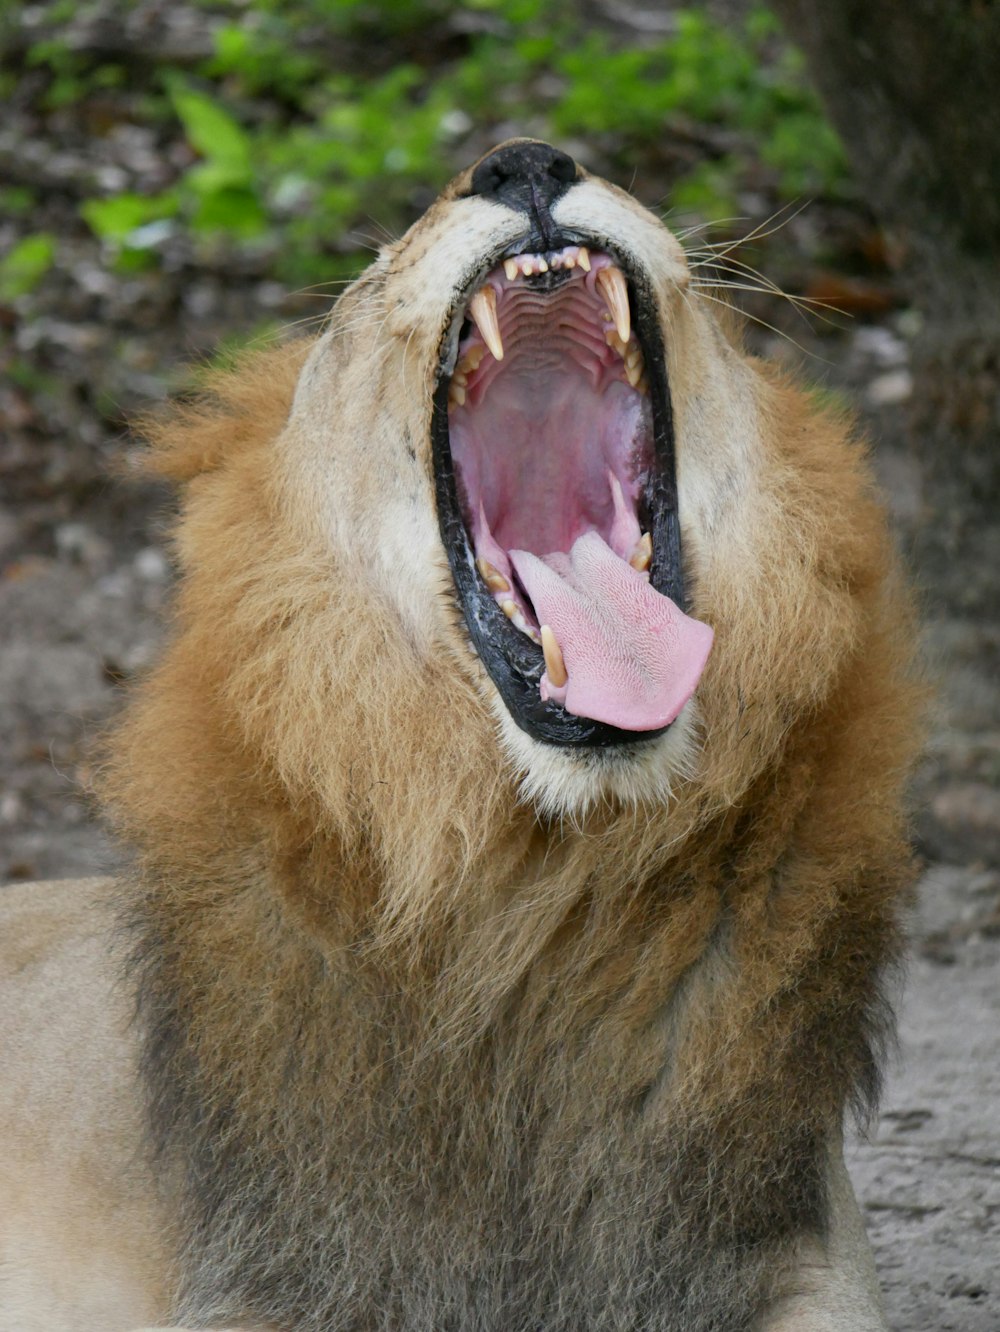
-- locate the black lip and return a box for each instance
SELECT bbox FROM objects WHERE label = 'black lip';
[432,231,686,749]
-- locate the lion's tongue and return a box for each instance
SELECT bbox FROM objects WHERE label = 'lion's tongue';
[509,531,713,731]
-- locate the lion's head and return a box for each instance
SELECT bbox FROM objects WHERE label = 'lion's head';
[107,140,914,937]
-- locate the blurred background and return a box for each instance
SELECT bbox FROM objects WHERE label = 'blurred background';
[0,2,997,1326]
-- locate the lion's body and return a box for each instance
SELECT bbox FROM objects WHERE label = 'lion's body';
[0,148,920,1331]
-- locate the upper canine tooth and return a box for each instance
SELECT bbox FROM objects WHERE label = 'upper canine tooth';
[596,266,630,344]
[540,624,568,687]
[470,286,504,361]
[577,246,591,272]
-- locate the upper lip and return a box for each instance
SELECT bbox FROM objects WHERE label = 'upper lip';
[431,230,687,749]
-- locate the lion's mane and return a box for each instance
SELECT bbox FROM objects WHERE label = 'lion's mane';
[99,261,920,1329]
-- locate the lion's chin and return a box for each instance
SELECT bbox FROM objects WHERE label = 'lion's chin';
[494,692,701,817]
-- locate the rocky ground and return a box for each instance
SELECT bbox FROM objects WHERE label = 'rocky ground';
[2,6,998,1326]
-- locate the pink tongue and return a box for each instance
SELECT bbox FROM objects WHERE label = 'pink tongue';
[509,531,713,731]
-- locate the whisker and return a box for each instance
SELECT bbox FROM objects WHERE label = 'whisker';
[690,289,834,364]
[689,276,848,329]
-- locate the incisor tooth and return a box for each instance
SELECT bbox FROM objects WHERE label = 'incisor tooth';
[577,247,592,272]
[540,624,568,687]
[597,266,630,344]
[629,532,652,572]
[470,286,504,361]
[476,557,510,594]
[504,259,519,281]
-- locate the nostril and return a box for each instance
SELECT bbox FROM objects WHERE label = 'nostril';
[546,151,576,185]
[470,141,579,217]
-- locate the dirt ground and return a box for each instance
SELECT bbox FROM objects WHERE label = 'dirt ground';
[1,10,998,1319]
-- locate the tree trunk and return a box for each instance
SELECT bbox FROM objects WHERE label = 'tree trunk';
[770,0,1000,613]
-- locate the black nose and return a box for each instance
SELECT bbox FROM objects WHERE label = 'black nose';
[469,141,578,244]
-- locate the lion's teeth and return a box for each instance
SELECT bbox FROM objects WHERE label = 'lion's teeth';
[604,328,627,358]
[476,557,510,594]
[501,598,518,619]
[504,259,519,281]
[625,358,645,390]
[470,286,504,361]
[458,344,486,375]
[449,382,467,407]
[629,532,652,572]
[577,246,591,272]
[596,266,630,344]
[540,624,568,687]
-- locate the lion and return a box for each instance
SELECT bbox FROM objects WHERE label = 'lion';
[0,140,920,1332]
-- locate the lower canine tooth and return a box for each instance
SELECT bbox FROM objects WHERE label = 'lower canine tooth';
[540,624,568,687]
[629,533,653,572]
[470,286,504,361]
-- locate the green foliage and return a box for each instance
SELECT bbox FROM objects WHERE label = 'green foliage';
[0,234,56,301]
[14,1,847,290]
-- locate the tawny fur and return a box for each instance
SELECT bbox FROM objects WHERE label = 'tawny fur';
[3,147,921,1332]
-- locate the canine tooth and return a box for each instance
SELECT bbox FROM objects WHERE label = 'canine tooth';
[577,247,591,272]
[597,266,630,344]
[449,382,467,407]
[540,624,568,687]
[629,532,653,572]
[504,259,519,281]
[476,557,510,594]
[470,286,504,361]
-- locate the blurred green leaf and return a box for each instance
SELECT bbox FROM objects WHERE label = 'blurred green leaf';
[166,78,253,182]
[81,193,178,246]
[0,234,55,301]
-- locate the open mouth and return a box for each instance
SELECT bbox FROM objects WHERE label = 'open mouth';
[432,236,713,748]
